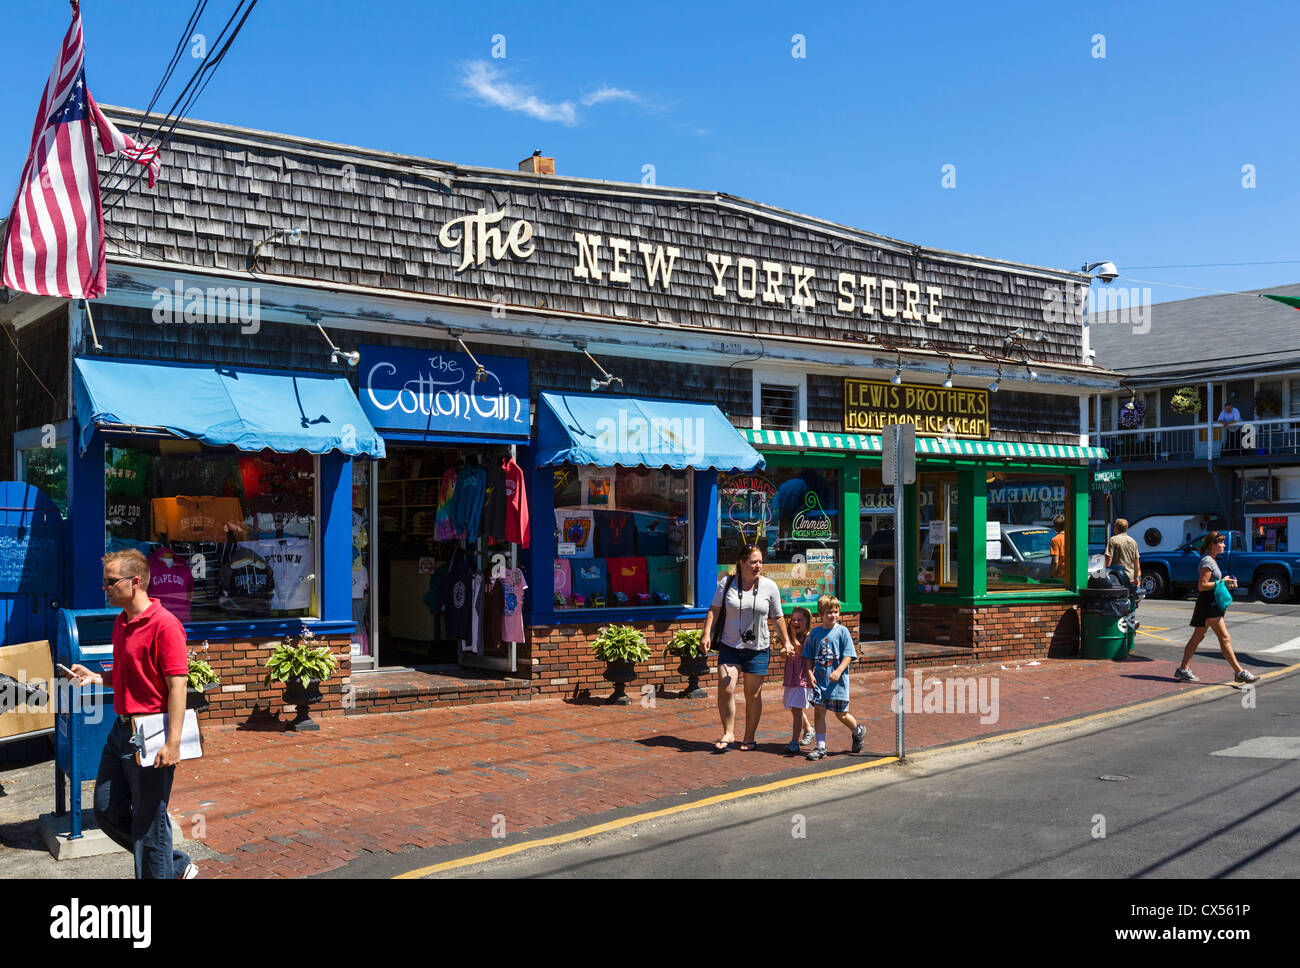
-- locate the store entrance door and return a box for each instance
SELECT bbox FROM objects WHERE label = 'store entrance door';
[357,444,523,673]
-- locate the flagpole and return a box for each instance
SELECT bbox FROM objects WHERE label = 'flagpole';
[83,299,103,352]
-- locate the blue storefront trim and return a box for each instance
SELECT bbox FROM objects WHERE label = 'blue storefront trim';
[186,618,357,643]
[524,455,722,627]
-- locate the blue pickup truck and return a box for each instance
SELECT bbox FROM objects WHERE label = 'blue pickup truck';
[1138,530,1299,604]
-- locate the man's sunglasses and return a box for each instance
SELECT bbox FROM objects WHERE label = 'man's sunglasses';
[102,575,135,589]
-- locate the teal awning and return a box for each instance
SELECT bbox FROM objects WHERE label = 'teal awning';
[742,428,1106,461]
[537,392,764,470]
[74,357,386,458]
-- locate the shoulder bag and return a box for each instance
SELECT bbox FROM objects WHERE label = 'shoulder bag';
[1213,579,1233,611]
[709,575,734,651]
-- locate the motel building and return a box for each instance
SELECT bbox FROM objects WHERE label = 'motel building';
[0,107,1122,720]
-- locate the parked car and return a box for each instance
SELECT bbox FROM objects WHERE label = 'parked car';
[990,525,1105,584]
[1139,530,1299,604]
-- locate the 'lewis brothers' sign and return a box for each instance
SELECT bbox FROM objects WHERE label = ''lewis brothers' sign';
[360,345,530,438]
[844,379,989,438]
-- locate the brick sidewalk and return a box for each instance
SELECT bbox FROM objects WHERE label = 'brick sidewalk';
[158,651,1232,878]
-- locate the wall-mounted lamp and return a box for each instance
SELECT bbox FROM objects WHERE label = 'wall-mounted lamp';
[307,312,360,367]
[968,345,1005,392]
[250,226,306,272]
[573,340,622,391]
[1119,380,1137,410]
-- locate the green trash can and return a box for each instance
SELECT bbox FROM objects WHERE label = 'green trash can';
[1080,587,1131,660]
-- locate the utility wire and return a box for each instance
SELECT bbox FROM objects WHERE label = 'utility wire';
[1125,259,1300,270]
[101,0,258,214]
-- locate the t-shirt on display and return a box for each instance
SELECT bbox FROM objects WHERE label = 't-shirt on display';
[555,509,595,558]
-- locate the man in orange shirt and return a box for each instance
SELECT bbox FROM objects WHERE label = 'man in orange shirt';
[1049,514,1067,581]
[69,549,196,879]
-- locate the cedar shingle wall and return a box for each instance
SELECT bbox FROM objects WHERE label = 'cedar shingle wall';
[98,118,1086,368]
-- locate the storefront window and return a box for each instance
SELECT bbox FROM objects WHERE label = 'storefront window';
[1250,516,1289,552]
[553,463,691,608]
[104,444,317,622]
[985,473,1069,591]
[916,473,958,592]
[717,467,838,607]
[19,441,68,515]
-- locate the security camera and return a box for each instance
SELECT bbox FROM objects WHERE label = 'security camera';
[1094,261,1118,283]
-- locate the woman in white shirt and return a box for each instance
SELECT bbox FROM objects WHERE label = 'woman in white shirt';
[702,545,792,751]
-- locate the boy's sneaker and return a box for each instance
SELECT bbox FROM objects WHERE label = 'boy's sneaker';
[799,729,814,746]
[851,724,866,754]
[785,740,801,755]
[178,863,198,879]
[806,747,826,761]
[1234,670,1259,684]
[1173,667,1198,682]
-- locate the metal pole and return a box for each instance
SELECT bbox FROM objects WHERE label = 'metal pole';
[893,425,906,760]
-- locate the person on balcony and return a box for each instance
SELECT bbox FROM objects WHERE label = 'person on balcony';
[1217,401,1243,454]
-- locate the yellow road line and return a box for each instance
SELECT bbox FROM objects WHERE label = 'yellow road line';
[1137,629,1173,642]
[393,660,1300,879]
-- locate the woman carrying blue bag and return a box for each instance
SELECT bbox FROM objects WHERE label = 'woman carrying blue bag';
[1174,532,1258,684]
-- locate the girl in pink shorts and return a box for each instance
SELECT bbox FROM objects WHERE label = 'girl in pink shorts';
[784,606,816,754]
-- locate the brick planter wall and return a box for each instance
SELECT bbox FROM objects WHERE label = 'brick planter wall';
[907,601,1079,662]
[522,612,862,700]
[189,635,352,726]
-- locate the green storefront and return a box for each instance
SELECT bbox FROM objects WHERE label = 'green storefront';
[723,428,1106,658]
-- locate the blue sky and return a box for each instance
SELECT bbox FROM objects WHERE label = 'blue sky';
[4,0,1299,302]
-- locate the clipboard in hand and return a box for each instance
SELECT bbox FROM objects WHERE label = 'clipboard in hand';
[132,709,204,767]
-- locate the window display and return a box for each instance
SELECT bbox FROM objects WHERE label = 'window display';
[717,467,838,606]
[104,444,317,622]
[985,474,1069,590]
[916,474,959,592]
[553,463,690,608]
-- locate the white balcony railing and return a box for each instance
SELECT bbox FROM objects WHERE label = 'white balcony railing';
[1092,415,1300,463]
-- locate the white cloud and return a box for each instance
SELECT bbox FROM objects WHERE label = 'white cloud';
[581,86,640,107]
[461,62,577,125]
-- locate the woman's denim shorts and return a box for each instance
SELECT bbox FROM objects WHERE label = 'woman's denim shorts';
[716,643,770,676]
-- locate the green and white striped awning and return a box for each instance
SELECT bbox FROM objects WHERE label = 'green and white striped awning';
[741,428,1106,461]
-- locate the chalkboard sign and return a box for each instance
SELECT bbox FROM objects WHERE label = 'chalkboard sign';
[0,525,61,595]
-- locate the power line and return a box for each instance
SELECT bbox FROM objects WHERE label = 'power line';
[1124,259,1300,270]
[100,0,211,198]
[101,0,258,215]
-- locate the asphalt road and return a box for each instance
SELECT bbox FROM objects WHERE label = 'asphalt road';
[434,604,1300,878]
[1129,595,1300,675]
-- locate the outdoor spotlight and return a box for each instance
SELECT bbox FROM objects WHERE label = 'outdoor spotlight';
[942,374,953,389]
[891,369,902,386]
[475,365,486,382]
[1082,260,1119,283]
[330,349,360,367]
[1028,367,1038,381]
[989,380,1000,393]
[590,377,602,391]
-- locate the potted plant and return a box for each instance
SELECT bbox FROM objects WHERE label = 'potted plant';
[1170,386,1202,416]
[590,624,650,705]
[263,628,339,730]
[664,628,710,698]
[1117,397,1146,430]
[1255,386,1282,418]
[186,641,220,712]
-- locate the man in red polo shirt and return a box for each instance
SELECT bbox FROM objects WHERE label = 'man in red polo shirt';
[69,549,196,879]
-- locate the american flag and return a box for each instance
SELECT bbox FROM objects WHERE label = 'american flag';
[1,5,161,299]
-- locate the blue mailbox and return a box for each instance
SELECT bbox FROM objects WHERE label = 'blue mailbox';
[54,608,118,840]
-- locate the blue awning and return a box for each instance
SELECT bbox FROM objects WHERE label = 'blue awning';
[73,357,386,458]
[536,391,763,471]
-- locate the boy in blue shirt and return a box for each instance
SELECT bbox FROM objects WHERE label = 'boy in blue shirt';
[802,595,865,760]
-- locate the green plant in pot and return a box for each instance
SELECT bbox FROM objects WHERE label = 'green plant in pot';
[263,628,339,731]
[186,641,220,712]
[590,624,650,705]
[664,628,710,699]
[1170,386,1202,416]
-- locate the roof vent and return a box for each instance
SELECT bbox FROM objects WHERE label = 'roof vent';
[519,150,555,175]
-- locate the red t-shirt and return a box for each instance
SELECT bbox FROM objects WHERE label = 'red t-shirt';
[111,599,189,715]
[504,458,530,549]
[607,557,649,597]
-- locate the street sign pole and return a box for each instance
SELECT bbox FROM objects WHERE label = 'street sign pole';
[883,422,915,760]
